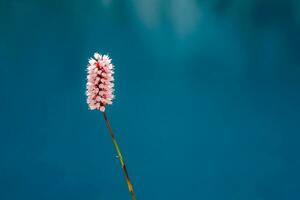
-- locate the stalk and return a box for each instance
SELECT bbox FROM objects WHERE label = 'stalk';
[102,112,137,200]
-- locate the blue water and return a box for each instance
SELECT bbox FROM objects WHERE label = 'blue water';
[0,1,300,199]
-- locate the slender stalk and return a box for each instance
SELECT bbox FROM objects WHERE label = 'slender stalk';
[102,112,137,200]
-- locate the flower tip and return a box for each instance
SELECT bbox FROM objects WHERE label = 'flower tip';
[94,52,101,60]
[88,58,96,65]
[100,106,105,112]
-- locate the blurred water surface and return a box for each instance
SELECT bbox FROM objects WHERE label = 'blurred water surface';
[0,0,300,199]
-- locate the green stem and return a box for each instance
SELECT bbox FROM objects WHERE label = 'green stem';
[102,112,137,200]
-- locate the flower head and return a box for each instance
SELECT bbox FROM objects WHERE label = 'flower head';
[86,52,115,112]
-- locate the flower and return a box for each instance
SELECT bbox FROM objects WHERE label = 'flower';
[86,52,115,112]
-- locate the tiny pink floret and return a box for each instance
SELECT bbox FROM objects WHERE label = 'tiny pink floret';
[86,52,115,112]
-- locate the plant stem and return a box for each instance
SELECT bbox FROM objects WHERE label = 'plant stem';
[102,112,137,200]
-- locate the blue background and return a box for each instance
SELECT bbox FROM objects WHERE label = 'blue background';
[1,0,300,199]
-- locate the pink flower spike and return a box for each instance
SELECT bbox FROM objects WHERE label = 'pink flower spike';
[86,52,115,112]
